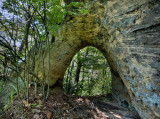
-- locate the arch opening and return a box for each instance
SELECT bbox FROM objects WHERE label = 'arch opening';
[63,46,112,96]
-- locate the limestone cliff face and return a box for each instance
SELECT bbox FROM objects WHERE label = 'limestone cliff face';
[35,0,160,118]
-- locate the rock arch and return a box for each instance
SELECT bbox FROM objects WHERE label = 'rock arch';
[35,0,160,118]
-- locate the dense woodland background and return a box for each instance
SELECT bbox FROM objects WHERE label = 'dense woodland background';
[0,0,111,112]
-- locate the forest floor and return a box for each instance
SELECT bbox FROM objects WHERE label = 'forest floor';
[0,87,141,119]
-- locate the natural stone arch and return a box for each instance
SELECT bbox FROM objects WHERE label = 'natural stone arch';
[35,0,160,118]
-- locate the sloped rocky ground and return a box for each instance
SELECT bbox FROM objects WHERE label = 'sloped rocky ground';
[0,87,140,119]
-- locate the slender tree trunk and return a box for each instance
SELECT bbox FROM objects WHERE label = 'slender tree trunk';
[81,49,89,95]
[67,60,74,94]
[102,69,105,94]
[65,66,71,91]
[81,65,85,95]
[18,16,32,54]
[88,75,91,95]
[75,61,82,84]
[75,52,82,84]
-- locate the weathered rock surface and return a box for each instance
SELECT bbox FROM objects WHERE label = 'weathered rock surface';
[35,0,160,118]
[0,79,23,105]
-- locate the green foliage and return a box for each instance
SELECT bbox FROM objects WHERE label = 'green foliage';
[67,2,89,15]
[64,47,111,96]
[0,0,89,105]
[0,0,89,106]
[69,2,81,7]
[78,9,89,14]
[0,81,4,92]
[30,103,42,108]
[10,91,17,100]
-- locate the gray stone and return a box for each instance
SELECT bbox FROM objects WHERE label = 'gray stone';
[32,109,41,113]
[33,114,40,119]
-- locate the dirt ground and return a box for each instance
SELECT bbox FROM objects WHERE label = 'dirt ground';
[0,87,141,119]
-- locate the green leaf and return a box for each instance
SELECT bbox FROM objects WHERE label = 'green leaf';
[68,11,77,15]
[70,2,80,7]
[10,91,17,100]
[78,9,89,14]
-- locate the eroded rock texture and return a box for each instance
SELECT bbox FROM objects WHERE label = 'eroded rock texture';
[35,0,160,118]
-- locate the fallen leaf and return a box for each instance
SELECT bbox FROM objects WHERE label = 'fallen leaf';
[47,111,52,119]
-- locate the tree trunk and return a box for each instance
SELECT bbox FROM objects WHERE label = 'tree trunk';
[67,60,74,94]
[75,52,82,84]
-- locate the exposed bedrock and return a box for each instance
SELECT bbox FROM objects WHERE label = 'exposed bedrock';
[35,0,160,118]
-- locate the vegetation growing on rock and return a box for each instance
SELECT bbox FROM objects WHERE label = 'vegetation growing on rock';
[0,0,160,119]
